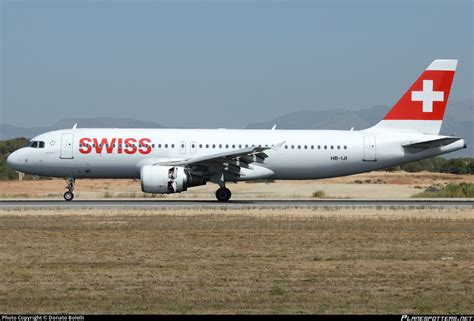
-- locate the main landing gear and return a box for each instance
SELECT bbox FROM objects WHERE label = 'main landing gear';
[64,177,75,201]
[215,187,231,202]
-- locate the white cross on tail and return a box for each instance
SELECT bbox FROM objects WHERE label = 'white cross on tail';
[411,80,444,113]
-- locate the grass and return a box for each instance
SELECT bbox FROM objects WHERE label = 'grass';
[0,208,472,314]
[413,183,474,198]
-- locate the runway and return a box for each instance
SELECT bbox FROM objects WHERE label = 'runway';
[0,199,473,210]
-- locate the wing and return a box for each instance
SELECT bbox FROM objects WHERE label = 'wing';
[154,142,284,180]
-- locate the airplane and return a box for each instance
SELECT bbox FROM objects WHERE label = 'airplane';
[6,59,466,202]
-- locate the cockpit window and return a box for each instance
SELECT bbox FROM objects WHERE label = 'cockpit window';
[27,141,45,148]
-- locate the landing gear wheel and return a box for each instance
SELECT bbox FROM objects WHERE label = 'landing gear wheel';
[64,191,74,202]
[215,187,231,202]
[64,177,75,202]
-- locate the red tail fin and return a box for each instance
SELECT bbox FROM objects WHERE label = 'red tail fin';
[369,59,457,134]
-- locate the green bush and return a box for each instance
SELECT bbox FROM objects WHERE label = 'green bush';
[413,183,474,198]
[312,190,326,198]
[0,138,28,180]
[385,157,474,175]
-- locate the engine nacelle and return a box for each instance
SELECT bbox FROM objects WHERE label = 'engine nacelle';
[140,165,205,194]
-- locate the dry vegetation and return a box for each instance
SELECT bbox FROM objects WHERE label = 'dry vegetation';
[0,207,473,314]
[1,171,473,200]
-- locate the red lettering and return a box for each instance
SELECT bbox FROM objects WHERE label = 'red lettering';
[105,138,116,153]
[118,138,123,154]
[139,138,152,154]
[79,138,92,154]
[92,138,107,153]
[124,138,137,154]
[80,137,151,155]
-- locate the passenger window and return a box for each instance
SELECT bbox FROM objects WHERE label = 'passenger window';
[318,145,321,149]
[324,145,327,149]
[330,145,334,149]
[165,144,168,148]
[199,144,202,148]
[285,145,288,149]
[291,145,294,149]
[158,144,161,148]
[225,144,229,148]
[337,145,340,150]
[304,145,307,149]
[344,145,347,149]
[297,145,301,149]
[171,144,175,148]
[219,144,222,148]
[311,145,314,149]
[212,144,216,148]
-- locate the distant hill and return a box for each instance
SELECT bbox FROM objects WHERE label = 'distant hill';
[246,100,473,158]
[247,105,389,131]
[0,118,165,140]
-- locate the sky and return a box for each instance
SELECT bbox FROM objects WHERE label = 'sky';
[1,0,472,128]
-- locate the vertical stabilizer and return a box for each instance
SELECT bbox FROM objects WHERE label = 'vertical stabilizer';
[367,59,457,134]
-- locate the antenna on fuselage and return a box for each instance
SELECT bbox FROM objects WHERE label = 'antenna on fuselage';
[271,124,277,130]
[72,123,78,129]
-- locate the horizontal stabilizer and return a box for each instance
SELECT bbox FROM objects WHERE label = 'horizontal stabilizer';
[403,137,462,149]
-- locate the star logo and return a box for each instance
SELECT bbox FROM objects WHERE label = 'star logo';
[50,140,56,146]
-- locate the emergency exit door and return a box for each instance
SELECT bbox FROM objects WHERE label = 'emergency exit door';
[363,135,376,162]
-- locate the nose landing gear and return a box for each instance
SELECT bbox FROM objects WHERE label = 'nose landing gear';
[64,177,75,201]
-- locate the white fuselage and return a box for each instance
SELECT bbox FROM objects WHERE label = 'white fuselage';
[7,128,465,180]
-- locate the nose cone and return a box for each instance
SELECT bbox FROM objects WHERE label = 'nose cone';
[6,151,20,170]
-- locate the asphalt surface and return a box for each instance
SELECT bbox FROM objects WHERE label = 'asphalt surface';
[0,199,473,210]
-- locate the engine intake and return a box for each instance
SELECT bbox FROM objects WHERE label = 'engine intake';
[140,165,205,194]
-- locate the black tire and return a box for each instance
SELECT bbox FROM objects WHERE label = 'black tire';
[215,187,231,202]
[64,191,74,202]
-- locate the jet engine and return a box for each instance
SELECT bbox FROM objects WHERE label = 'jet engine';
[140,165,205,194]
